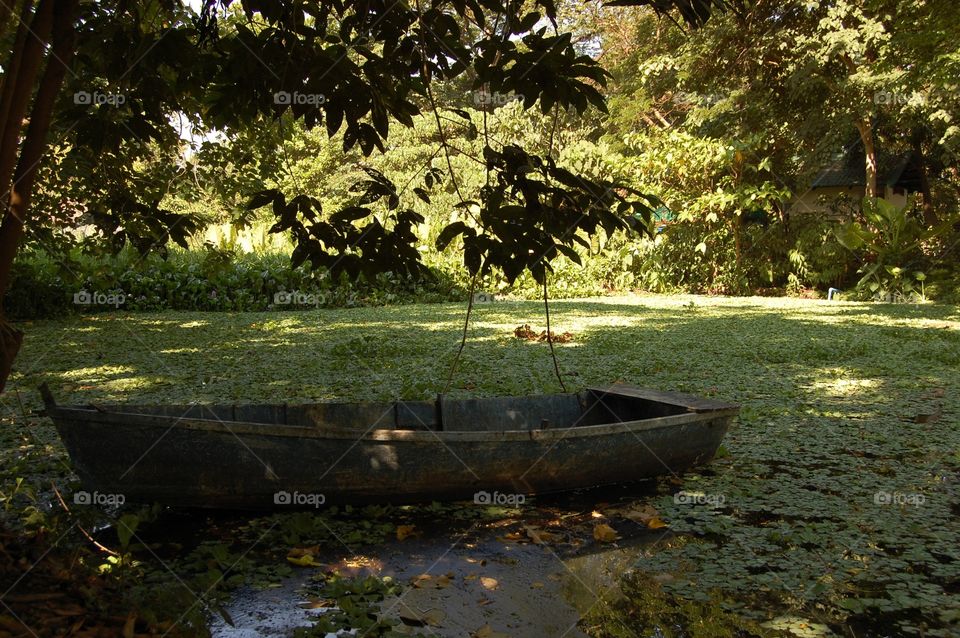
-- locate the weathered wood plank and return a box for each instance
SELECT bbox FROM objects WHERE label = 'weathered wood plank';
[441,394,581,431]
[395,401,439,430]
[588,383,739,413]
[296,402,395,429]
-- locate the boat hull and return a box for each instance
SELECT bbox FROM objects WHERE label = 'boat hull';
[43,384,738,509]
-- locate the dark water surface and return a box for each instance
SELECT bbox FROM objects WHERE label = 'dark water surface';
[203,485,665,637]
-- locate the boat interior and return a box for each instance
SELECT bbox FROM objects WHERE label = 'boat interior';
[92,388,693,431]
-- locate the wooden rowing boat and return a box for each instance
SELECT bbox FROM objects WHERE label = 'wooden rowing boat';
[40,383,738,509]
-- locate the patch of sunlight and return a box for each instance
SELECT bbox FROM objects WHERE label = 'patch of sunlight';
[763,616,836,637]
[232,336,293,346]
[115,318,178,326]
[901,317,959,330]
[100,376,173,393]
[416,322,473,333]
[262,338,320,348]
[256,318,307,331]
[810,376,881,397]
[783,310,930,328]
[178,320,211,328]
[597,315,643,327]
[279,323,330,334]
[784,312,858,325]
[97,555,123,574]
[61,365,136,379]
[158,347,202,354]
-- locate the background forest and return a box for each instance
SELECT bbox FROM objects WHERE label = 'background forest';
[8,0,960,318]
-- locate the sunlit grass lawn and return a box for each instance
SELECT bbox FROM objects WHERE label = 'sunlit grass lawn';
[5,294,960,636]
[12,294,960,406]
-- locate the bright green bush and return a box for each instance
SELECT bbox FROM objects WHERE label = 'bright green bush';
[12,204,934,320]
[5,247,464,318]
[835,198,939,301]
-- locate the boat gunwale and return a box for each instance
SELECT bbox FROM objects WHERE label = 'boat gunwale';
[45,404,738,443]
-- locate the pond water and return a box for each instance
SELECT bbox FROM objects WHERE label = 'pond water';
[205,486,664,637]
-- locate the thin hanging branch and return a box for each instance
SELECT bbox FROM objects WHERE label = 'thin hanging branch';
[414,0,485,393]
[543,275,566,392]
[414,0,469,207]
[443,274,477,393]
[276,117,305,197]
[541,95,566,393]
[51,483,119,557]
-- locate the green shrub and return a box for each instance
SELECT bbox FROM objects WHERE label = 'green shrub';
[626,215,857,296]
[5,247,465,319]
[835,197,942,301]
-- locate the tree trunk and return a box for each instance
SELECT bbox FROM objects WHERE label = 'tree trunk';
[911,130,937,226]
[0,0,76,392]
[0,322,23,392]
[855,118,878,199]
[0,1,37,139]
[0,0,52,195]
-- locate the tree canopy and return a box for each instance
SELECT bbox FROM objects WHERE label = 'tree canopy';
[0,0,730,388]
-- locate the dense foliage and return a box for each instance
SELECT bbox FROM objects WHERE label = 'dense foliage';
[14,1,958,310]
[5,247,464,318]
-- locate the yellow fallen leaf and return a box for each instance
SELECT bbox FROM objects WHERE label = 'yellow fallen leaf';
[480,576,499,590]
[287,545,320,558]
[435,574,452,589]
[411,573,433,588]
[531,581,545,589]
[399,607,446,627]
[647,517,669,529]
[286,554,323,567]
[473,624,510,638]
[524,525,561,545]
[617,504,660,524]
[593,523,619,543]
[422,608,446,627]
[396,524,416,541]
